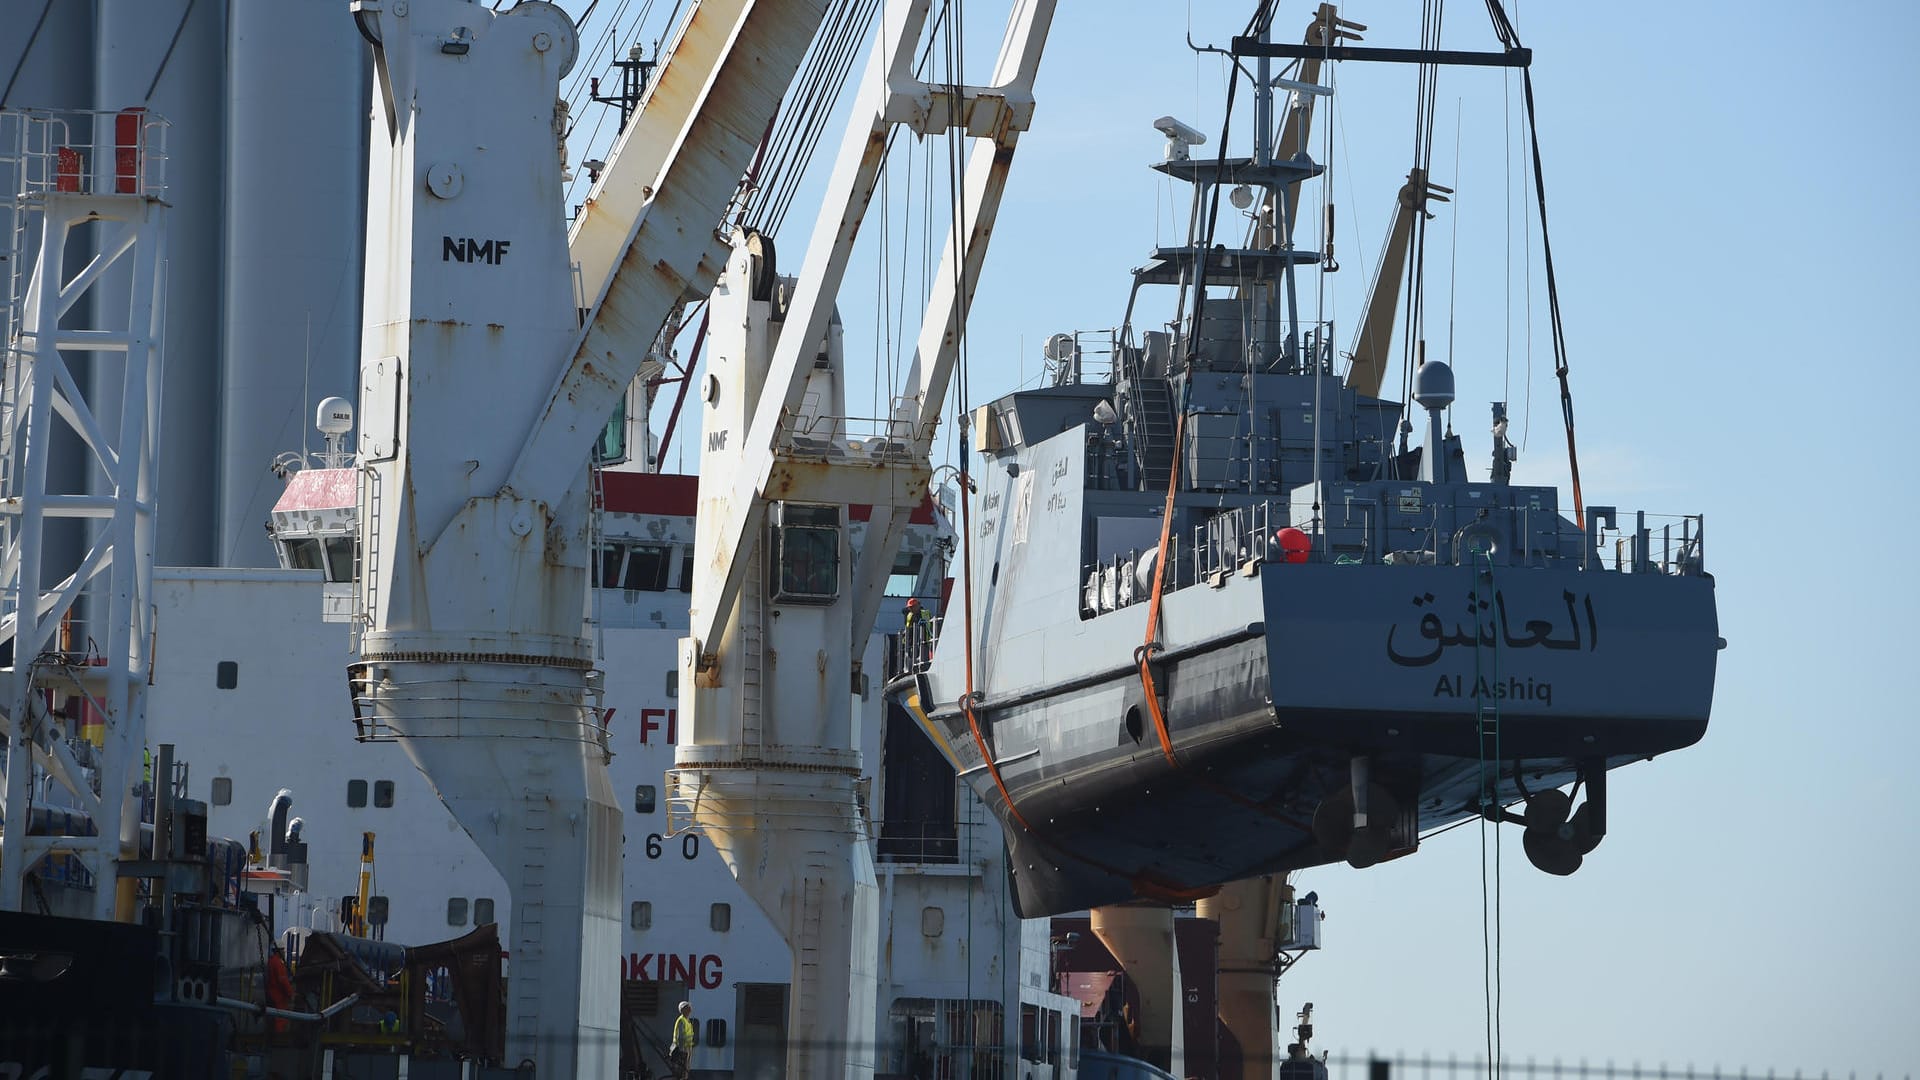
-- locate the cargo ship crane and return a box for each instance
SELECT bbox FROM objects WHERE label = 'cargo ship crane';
[667,1,1053,1075]
[342,0,830,1072]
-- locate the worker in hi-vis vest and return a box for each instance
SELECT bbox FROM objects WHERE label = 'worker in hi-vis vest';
[670,1000,697,1078]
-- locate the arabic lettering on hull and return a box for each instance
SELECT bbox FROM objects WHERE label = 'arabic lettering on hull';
[1386,588,1598,668]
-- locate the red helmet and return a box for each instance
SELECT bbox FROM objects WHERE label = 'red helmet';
[906,597,919,609]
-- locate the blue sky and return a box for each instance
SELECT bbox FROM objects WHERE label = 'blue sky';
[581,0,1919,1072]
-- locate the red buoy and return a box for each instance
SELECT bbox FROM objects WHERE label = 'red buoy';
[1275,527,1311,564]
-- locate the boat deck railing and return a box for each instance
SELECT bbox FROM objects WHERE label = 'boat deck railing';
[1082,497,1707,617]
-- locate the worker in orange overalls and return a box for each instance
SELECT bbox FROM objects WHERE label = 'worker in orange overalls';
[266,944,294,1034]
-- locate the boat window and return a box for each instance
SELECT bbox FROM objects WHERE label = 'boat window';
[678,549,694,593]
[210,776,232,806]
[373,779,395,808]
[347,779,368,808]
[474,897,495,926]
[630,901,651,930]
[634,784,656,814]
[447,897,468,927]
[704,1019,726,1048]
[890,549,923,576]
[216,661,239,690]
[323,537,356,583]
[709,903,730,932]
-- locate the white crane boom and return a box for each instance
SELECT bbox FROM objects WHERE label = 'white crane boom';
[511,0,830,502]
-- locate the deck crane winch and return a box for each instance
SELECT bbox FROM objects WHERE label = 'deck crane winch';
[343,0,830,1072]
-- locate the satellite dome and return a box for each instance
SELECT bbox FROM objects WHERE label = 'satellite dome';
[316,397,354,436]
[1412,361,1455,411]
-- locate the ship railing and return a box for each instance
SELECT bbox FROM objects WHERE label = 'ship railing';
[872,812,1007,867]
[1079,533,1187,617]
[776,396,927,463]
[0,108,170,202]
[873,819,963,865]
[1043,328,1121,387]
[1583,508,1707,576]
[1142,500,1709,588]
[345,668,612,756]
[893,616,943,675]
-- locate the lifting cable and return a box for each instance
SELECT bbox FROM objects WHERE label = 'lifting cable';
[1128,0,1312,836]
[1480,0,1583,522]
[1399,0,1446,412]
[943,2,1215,905]
[1471,552,1505,1080]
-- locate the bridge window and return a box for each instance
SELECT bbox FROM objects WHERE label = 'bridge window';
[599,541,676,591]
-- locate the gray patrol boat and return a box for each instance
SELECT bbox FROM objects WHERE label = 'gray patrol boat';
[894,5,1720,917]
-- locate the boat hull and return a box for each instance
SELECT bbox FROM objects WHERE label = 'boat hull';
[923,561,1719,915]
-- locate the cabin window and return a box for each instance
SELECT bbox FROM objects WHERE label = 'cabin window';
[678,550,694,593]
[705,1019,727,1048]
[599,546,626,588]
[284,538,324,572]
[447,897,468,926]
[347,779,368,808]
[474,898,495,926]
[634,785,657,814]
[622,543,672,591]
[600,542,676,591]
[771,503,839,603]
[373,780,395,808]
[630,901,651,930]
[921,906,944,937]
[216,661,239,690]
[210,776,232,806]
[709,903,731,932]
[323,537,356,583]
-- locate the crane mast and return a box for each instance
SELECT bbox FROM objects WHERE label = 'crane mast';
[345,0,827,1072]
[669,2,1053,1076]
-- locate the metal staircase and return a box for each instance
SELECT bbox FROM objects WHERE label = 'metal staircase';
[1130,374,1179,492]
